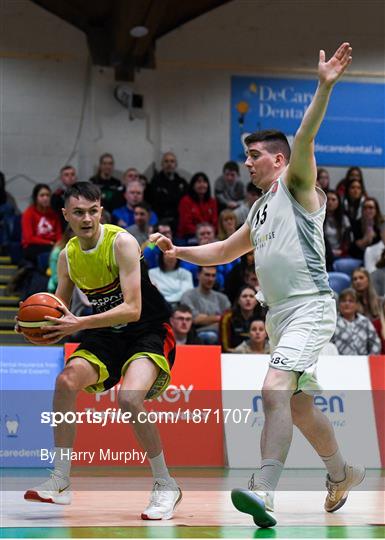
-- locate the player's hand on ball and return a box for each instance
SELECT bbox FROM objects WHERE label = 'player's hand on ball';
[43,304,83,340]
[149,233,176,255]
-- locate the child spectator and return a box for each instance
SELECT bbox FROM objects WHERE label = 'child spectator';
[234,318,269,354]
[332,288,381,355]
[217,209,237,240]
[220,286,266,352]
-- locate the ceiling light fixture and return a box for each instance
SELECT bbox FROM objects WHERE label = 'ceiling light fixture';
[129,26,149,38]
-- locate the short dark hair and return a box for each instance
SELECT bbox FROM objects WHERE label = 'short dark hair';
[60,165,75,174]
[99,153,114,164]
[64,182,101,205]
[244,130,291,162]
[171,304,192,316]
[134,201,151,213]
[223,161,239,174]
[32,183,51,204]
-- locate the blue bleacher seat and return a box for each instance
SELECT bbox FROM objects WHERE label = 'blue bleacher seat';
[333,257,362,277]
[328,272,351,294]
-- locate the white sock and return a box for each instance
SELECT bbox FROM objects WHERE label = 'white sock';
[53,447,72,478]
[321,449,346,482]
[149,451,171,481]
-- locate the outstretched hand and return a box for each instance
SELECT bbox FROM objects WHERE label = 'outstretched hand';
[319,42,352,87]
[149,233,177,256]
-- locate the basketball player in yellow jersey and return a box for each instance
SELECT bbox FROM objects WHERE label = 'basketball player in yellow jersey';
[22,182,182,520]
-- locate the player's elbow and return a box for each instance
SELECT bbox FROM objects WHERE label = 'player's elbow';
[128,301,141,322]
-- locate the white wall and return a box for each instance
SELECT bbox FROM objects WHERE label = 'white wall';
[1,0,384,210]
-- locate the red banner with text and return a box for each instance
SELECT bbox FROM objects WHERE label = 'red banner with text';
[64,344,224,466]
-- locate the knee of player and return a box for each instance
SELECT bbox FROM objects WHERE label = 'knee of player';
[117,389,143,413]
[55,368,83,394]
[261,386,292,410]
[290,401,315,426]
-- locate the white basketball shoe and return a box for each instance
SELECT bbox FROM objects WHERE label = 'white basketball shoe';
[141,477,182,520]
[24,471,71,505]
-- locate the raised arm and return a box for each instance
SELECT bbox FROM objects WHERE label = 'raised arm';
[150,221,253,266]
[285,43,352,205]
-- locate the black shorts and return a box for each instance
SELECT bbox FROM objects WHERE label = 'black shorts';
[68,322,176,398]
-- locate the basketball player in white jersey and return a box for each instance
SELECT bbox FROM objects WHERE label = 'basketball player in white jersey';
[150,43,365,527]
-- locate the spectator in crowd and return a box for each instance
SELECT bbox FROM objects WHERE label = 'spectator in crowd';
[349,197,383,260]
[126,202,153,247]
[122,167,140,187]
[234,319,270,354]
[214,161,244,211]
[148,250,194,306]
[342,177,366,225]
[180,222,239,289]
[143,221,173,269]
[336,166,366,199]
[181,266,230,344]
[371,249,385,297]
[375,299,385,353]
[21,183,62,264]
[365,222,385,273]
[316,168,330,192]
[220,286,266,352]
[89,153,124,212]
[0,171,19,254]
[177,172,218,241]
[234,182,262,225]
[47,226,74,293]
[169,304,202,345]
[145,152,188,231]
[351,267,381,321]
[224,251,255,303]
[217,209,237,241]
[324,190,351,258]
[112,181,158,229]
[51,165,78,229]
[331,288,381,355]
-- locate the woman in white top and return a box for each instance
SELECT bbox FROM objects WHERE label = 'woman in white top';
[148,250,194,305]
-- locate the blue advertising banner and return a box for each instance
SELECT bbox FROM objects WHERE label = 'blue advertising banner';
[231,77,385,167]
[0,346,64,467]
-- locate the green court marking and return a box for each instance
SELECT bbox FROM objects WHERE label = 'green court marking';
[1,526,384,539]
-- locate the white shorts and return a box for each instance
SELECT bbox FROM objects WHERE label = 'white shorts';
[265,295,336,392]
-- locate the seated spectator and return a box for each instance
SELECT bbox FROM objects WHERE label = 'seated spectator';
[180,222,239,288]
[217,209,237,241]
[22,183,62,264]
[324,190,351,258]
[122,167,140,187]
[177,172,218,241]
[169,304,202,345]
[51,165,77,229]
[224,251,255,303]
[47,227,74,293]
[349,197,383,260]
[234,182,262,226]
[342,177,366,225]
[331,288,381,355]
[214,161,244,211]
[181,266,231,344]
[364,222,385,273]
[0,171,19,255]
[336,166,366,199]
[371,249,385,297]
[89,153,124,212]
[126,202,153,247]
[220,286,266,352]
[145,152,188,231]
[316,168,330,192]
[352,267,381,321]
[112,181,158,229]
[233,319,269,354]
[143,221,173,269]
[148,250,194,306]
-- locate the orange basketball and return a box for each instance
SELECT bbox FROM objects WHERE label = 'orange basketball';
[17,293,65,345]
